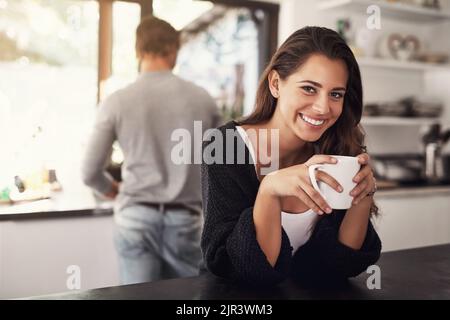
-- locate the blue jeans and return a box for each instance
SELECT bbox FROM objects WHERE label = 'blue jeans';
[113,204,203,285]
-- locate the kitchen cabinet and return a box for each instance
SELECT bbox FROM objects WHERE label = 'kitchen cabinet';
[0,213,119,299]
[374,186,450,252]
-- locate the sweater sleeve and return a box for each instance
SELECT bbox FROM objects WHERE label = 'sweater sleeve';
[81,94,118,195]
[201,159,293,286]
[291,209,382,284]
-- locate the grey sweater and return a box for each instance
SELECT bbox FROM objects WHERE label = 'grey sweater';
[82,71,221,215]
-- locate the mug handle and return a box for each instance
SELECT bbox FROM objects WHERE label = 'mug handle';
[308,164,327,200]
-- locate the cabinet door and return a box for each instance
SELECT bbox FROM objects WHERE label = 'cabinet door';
[0,216,119,299]
[374,194,450,252]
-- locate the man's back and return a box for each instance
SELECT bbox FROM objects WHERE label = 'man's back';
[82,71,221,213]
[82,15,217,285]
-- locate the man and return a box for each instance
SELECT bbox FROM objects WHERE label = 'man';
[82,16,221,285]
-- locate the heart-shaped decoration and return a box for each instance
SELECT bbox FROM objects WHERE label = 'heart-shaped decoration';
[388,34,420,61]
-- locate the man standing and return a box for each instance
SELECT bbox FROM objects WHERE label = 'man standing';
[82,16,221,285]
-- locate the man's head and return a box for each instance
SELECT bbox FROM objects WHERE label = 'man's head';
[136,16,180,70]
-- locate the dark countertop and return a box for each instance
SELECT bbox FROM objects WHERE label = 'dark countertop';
[0,207,113,221]
[29,244,450,300]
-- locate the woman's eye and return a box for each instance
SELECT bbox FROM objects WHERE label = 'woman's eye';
[330,92,344,99]
[301,86,316,94]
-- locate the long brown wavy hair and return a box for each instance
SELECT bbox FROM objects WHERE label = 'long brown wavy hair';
[238,26,378,215]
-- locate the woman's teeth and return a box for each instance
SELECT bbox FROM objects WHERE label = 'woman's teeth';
[300,114,325,126]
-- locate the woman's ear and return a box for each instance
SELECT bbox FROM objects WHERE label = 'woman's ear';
[268,70,280,99]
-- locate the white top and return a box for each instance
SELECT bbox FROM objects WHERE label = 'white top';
[236,126,319,253]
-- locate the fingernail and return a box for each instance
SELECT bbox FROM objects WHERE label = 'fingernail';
[354,177,359,182]
[332,158,338,163]
[318,210,324,215]
[326,207,332,214]
[338,186,343,192]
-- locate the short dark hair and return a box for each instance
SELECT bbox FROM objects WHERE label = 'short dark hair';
[136,15,180,56]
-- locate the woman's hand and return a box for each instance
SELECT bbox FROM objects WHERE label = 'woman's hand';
[261,155,343,215]
[350,153,377,205]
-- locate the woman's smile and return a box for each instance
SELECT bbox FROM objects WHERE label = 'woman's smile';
[298,113,327,128]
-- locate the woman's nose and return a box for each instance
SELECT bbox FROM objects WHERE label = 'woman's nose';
[312,94,330,114]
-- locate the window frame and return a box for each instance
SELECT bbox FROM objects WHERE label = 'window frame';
[97,0,153,102]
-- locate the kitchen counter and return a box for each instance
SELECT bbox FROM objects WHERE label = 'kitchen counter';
[28,244,450,300]
[1,183,449,220]
[376,183,450,197]
[0,190,113,221]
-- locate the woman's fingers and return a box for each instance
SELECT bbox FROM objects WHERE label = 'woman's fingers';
[293,187,324,215]
[302,183,332,214]
[315,170,343,193]
[353,181,373,205]
[350,179,368,198]
[352,163,372,183]
[304,154,338,167]
[357,153,370,165]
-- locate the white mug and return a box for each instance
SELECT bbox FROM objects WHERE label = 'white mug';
[308,156,361,210]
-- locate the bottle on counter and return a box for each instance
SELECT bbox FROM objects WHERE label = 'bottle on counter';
[48,169,62,192]
[0,186,11,203]
[14,175,25,193]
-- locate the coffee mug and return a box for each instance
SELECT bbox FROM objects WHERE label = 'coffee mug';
[308,156,361,210]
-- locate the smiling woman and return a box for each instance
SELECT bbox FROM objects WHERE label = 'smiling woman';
[201,26,381,287]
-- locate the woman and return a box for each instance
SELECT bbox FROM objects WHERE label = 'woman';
[201,26,381,286]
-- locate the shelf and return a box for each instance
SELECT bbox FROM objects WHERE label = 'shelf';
[361,116,440,125]
[318,0,450,23]
[357,57,450,71]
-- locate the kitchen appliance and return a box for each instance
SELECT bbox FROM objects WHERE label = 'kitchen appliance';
[372,154,425,184]
[422,124,450,183]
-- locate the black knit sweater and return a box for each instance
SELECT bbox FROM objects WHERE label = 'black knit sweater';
[201,121,382,287]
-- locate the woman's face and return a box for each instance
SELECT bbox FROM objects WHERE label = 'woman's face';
[271,54,349,142]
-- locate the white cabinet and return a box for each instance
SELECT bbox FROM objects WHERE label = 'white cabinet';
[0,215,119,299]
[374,188,450,252]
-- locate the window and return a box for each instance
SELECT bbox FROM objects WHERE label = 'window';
[101,1,141,98]
[0,0,98,203]
[153,0,259,119]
